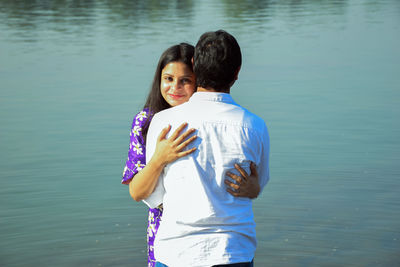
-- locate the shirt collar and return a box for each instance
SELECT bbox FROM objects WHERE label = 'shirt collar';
[189,92,236,105]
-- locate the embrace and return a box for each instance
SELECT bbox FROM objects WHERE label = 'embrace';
[122,30,270,267]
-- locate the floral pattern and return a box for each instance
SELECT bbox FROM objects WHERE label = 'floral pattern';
[147,205,163,267]
[122,108,163,267]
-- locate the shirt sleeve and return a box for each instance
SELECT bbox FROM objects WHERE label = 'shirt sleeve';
[257,122,270,191]
[121,109,152,185]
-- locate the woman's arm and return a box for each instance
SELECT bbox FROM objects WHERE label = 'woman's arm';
[129,123,197,201]
[225,162,260,199]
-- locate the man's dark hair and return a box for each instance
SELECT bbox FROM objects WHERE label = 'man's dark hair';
[193,30,242,92]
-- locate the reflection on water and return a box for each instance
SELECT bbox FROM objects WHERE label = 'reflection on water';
[1,0,357,43]
[1,0,399,266]
[1,0,194,40]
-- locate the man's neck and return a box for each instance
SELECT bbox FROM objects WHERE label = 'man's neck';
[196,87,230,93]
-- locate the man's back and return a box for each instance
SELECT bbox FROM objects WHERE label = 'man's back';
[146,92,269,266]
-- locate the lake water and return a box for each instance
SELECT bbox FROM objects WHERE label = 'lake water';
[1,0,399,266]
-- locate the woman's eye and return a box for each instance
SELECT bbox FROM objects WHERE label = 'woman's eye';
[164,76,173,82]
[182,78,192,84]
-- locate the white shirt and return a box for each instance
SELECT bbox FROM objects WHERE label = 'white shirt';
[145,92,270,267]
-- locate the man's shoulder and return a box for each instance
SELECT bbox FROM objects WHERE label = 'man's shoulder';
[235,105,267,132]
[152,102,188,121]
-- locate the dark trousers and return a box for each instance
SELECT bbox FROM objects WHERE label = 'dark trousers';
[155,260,254,267]
[212,260,254,267]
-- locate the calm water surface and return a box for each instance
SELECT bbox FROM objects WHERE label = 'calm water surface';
[1,0,399,266]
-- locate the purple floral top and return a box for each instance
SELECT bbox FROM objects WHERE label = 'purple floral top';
[122,108,152,184]
[122,108,163,267]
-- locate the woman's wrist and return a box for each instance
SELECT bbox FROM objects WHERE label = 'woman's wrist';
[148,155,167,170]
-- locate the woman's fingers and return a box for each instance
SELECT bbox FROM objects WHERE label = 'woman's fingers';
[225,162,260,199]
[157,124,171,141]
[169,122,188,140]
[226,187,239,197]
[224,178,240,190]
[177,147,197,157]
[226,171,242,186]
[167,123,197,148]
[176,135,197,158]
[233,163,248,181]
[250,162,258,176]
[176,135,197,151]
[174,127,196,146]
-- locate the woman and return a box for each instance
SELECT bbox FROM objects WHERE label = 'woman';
[121,43,260,267]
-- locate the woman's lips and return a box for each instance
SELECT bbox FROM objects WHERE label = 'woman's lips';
[168,94,185,99]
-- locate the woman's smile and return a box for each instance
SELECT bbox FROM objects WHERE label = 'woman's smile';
[168,93,186,99]
[160,61,196,107]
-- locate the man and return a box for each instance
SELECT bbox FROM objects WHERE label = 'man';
[145,30,270,267]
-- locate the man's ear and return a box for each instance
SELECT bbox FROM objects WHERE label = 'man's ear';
[229,66,242,89]
[234,66,241,80]
[191,57,194,65]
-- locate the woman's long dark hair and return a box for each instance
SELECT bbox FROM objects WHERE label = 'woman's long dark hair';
[142,43,195,141]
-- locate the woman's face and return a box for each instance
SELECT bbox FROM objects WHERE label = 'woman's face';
[160,61,196,107]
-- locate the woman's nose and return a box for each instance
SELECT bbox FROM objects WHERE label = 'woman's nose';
[171,80,181,90]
